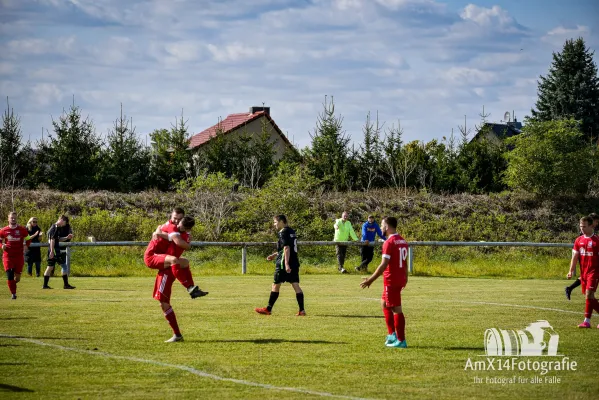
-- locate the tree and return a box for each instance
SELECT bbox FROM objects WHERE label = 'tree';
[358,111,383,191]
[531,37,599,139]
[0,97,25,193]
[149,111,192,190]
[100,104,150,192]
[45,102,103,191]
[304,96,352,191]
[504,119,592,196]
[382,120,419,194]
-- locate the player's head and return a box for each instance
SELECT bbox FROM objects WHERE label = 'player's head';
[178,216,195,232]
[8,211,17,225]
[56,215,69,227]
[579,216,594,236]
[367,215,375,223]
[171,207,185,224]
[381,216,397,235]
[273,215,287,230]
[341,211,349,221]
[589,213,599,228]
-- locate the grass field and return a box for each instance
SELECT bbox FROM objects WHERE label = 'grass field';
[1,275,599,399]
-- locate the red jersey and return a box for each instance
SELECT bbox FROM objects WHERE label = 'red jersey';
[0,225,31,259]
[382,233,409,287]
[573,234,599,275]
[168,231,190,258]
[144,220,177,256]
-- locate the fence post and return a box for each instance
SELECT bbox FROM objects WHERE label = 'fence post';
[66,247,71,271]
[241,246,247,275]
[408,246,414,274]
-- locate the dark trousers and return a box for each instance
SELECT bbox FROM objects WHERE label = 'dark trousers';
[27,260,41,276]
[359,246,374,270]
[336,245,347,270]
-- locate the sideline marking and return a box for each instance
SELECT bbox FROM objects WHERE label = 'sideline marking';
[0,334,375,400]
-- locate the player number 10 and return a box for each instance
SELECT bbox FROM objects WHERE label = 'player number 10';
[399,247,408,269]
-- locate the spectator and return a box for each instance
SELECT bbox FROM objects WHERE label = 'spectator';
[333,211,358,274]
[25,217,43,277]
[356,215,386,272]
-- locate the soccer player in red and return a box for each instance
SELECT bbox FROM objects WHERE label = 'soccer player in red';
[568,216,599,328]
[0,212,31,300]
[149,216,206,342]
[360,216,409,348]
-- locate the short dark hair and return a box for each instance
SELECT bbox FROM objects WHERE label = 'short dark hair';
[383,216,397,229]
[274,215,287,224]
[180,216,195,230]
[580,216,593,226]
[368,215,374,219]
[172,207,185,215]
[589,213,599,221]
[59,215,69,224]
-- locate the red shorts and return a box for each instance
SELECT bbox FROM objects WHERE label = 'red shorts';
[153,268,175,303]
[581,270,599,293]
[382,285,403,308]
[144,253,167,270]
[3,256,24,274]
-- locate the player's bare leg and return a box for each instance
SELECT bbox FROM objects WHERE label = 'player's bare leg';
[161,301,183,342]
[291,282,305,316]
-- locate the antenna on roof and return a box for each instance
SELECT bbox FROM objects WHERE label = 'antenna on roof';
[503,111,510,123]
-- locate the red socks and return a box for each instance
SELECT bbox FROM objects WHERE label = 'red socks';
[164,307,181,335]
[7,280,16,295]
[394,313,406,342]
[585,299,593,319]
[172,264,194,288]
[383,307,395,334]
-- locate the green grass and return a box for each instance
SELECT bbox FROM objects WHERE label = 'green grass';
[1,275,598,399]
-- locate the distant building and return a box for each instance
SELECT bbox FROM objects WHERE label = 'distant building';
[188,106,296,160]
[472,116,523,145]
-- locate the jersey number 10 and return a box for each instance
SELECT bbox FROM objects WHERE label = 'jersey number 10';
[399,247,408,269]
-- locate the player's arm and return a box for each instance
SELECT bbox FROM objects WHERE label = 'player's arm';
[568,250,579,279]
[170,233,191,250]
[283,245,291,272]
[0,230,6,251]
[361,257,389,288]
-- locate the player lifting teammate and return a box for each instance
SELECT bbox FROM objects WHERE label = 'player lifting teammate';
[255,215,305,316]
[360,216,409,348]
[566,213,599,300]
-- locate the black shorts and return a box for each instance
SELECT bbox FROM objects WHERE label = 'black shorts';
[273,266,300,284]
[47,252,66,267]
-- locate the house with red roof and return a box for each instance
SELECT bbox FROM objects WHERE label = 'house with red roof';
[188,106,296,160]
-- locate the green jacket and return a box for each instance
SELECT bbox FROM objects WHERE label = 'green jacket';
[333,219,358,242]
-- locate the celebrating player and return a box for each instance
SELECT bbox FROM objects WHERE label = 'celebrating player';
[566,213,599,300]
[255,215,305,316]
[360,216,408,348]
[568,216,599,328]
[148,216,203,343]
[0,212,31,300]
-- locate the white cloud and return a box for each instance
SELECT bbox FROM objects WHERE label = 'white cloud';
[460,4,514,28]
[207,43,265,63]
[30,83,64,107]
[542,25,591,47]
[443,67,498,86]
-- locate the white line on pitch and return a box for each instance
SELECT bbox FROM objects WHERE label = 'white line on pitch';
[0,334,376,400]
[451,300,581,315]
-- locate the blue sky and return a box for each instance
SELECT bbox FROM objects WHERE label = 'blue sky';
[1,0,598,149]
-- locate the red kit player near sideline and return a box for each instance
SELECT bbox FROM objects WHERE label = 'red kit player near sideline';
[360,216,409,348]
[0,212,31,300]
[568,216,599,328]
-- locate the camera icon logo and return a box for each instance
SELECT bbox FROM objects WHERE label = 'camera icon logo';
[484,320,559,356]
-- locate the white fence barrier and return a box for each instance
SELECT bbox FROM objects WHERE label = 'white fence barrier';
[29,240,572,274]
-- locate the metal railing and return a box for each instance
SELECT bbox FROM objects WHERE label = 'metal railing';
[29,240,572,274]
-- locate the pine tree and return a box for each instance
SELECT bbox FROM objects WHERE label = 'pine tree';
[46,101,103,191]
[0,97,23,188]
[304,96,351,191]
[358,111,383,191]
[100,104,150,192]
[532,37,599,139]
